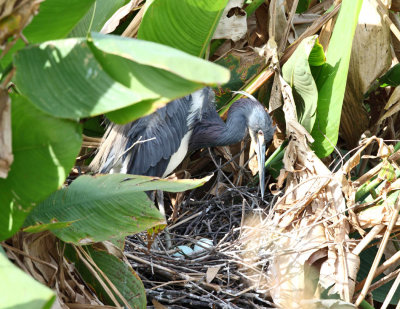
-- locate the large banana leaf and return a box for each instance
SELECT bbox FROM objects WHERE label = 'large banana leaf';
[91,32,227,84]
[0,95,82,241]
[311,0,363,157]
[138,0,229,57]
[14,33,230,123]
[24,174,211,244]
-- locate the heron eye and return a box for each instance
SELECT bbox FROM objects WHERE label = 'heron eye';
[258,130,263,136]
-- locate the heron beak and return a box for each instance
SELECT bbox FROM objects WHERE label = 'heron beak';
[254,133,266,198]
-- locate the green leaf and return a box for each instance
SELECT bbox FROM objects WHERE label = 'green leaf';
[138,0,229,57]
[296,0,311,13]
[106,99,161,124]
[122,173,212,192]
[91,32,230,85]
[14,38,143,119]
[24,221,73,234]
[245,0,266,16]
[0,246,56,308]
[308,39,326,66]
[24,174,210,244]
[108,236,126,251]
[366,63,400,98]
[14,34,229,122]
[282,35,321,132]
[65,244,146,308]
[356,167,400,203]
[378,63,400,87]
[0,95,82,241]
[83,116,105,137]
[69,0,127,37]
[311,0,363,157]
[25,0,96,43]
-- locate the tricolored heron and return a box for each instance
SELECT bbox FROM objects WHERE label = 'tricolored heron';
[90,87,274,197]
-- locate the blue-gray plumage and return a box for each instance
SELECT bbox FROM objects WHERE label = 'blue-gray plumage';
[91,87,274,197]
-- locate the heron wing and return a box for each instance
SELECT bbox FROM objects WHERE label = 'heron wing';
[94,88,215,177]
[113,96,192,177]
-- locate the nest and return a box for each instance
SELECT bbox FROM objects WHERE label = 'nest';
[124,153,278,308]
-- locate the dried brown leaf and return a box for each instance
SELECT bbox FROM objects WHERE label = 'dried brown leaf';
[4,232,111,308]
[379,86,400,125]
[213,0,247,42]
[101,0,143,34]
[341,137,383,175]
[269,0,288,45]
[249,3,268,47]
[121,3,145,38]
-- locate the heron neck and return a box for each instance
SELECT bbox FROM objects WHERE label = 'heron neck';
[212,110,247,146]
[189,103,248,150]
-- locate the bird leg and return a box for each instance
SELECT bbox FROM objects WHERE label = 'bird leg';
[156,190,172,249]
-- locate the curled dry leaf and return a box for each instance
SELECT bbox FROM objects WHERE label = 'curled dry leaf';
[270,0,288,46]
[213,0,247,42]
[357,194,400,228]
[379,86,400,125]
[240,75,357,307]
[101,0,143,35]
[5,232,102,308]
[341,136,391,175]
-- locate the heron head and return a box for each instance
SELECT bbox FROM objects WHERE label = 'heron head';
[246,100,274,199]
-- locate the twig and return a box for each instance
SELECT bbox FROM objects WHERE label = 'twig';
[168,211,202,231]
[126,252,195,280]
[366,267,400,300]
[278,0,299,53]
[352,224,385,255]
[375,0,400,42]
